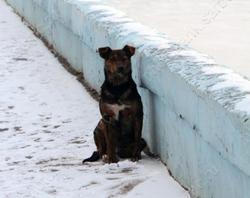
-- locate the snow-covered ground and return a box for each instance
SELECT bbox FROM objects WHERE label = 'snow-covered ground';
[101,0,250,80]
[0,1,190,197]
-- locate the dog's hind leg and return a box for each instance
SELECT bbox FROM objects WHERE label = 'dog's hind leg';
[139,138,147,151]
[139,138,156,158]
[82,120,107,163]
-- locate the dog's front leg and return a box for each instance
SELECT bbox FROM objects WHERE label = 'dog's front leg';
[131,117,143,161]
[103,119,119,163]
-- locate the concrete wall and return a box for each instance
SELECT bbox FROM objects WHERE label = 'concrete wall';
[5,0,250,197]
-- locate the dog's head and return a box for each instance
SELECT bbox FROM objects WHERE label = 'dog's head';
[98,45,135,86]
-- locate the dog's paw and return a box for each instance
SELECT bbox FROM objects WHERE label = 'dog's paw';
[131,153,141,162]
[108,156,119,164]
[102,155,119,164]
[109,158,119,164]
[102,154,109,163]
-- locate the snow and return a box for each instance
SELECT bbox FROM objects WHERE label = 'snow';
[0,1,190,197]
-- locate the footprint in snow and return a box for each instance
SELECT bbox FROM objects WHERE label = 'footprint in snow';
[108,179,144,198]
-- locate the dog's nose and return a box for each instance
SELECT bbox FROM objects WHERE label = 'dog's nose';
[117,66,124,73]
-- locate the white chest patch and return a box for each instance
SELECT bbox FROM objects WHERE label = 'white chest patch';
[107,104,131,120]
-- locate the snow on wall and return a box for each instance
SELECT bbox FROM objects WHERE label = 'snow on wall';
[5,0,250,197]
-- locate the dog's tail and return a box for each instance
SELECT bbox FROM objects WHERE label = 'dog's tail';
[82,151,100,164]
[140,138,156,158]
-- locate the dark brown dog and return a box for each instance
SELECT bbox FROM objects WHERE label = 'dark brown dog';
[83,45,147,163]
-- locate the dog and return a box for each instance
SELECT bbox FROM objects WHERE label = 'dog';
[83,45,147,164]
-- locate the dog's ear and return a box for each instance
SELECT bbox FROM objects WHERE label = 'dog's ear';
[123,45,135,57]
[98,47,112,60]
